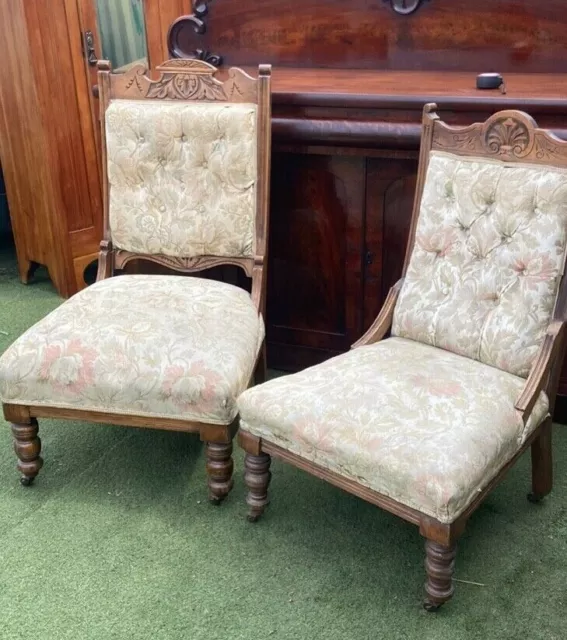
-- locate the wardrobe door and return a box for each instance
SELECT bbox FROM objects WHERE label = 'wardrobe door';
[0,0,104,296]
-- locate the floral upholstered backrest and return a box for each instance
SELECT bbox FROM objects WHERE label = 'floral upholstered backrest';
[106,99,257,257]
[392,111,567,378]
[99,59,270,262]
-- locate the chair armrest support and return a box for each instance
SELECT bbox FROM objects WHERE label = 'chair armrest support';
[351,279,404,349]
[515,319,566,421]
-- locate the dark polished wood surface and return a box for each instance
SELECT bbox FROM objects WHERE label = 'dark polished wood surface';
[265,69,567,106]
[169,0,567,73]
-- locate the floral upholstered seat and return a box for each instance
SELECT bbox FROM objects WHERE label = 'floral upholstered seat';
[238,337,548,523]
[236,107,567,610]
[0,275,264,425]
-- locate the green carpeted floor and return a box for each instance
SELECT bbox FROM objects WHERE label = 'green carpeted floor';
[0,242,566,640]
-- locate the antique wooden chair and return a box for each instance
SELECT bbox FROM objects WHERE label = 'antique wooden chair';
[237,105,567,608]
[0,59,271,503]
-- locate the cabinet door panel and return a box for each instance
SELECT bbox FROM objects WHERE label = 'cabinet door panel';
[267,153,365,369]
[363,158,417,331]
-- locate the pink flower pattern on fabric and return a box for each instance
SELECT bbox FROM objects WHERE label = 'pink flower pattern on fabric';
[39,339,97,394]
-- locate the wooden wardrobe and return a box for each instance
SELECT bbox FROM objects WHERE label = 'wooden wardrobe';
[0,0,174,297]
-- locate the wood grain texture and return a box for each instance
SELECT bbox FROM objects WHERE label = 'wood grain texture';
[0,0,103,297]
[166,0,567,72]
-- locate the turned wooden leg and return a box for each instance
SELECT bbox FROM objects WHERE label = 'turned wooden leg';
[528,421,553,503]
[423,539,457,611]
[12,419,43,486]
[244,452,271,522]
[206,441,234,505]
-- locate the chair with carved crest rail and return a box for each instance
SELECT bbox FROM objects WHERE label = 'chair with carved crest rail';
[0,59,272,502]
[237,105,567,609]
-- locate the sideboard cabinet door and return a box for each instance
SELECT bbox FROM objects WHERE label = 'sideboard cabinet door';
[267,152,366,370]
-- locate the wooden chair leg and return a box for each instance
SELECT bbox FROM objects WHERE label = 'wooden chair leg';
[205,441,234,505]
[423,539,457,611]
[12,418,43,486]
[528,421,553,503]
[244,451,271,522]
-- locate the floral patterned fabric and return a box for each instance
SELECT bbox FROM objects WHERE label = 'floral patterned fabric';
[106,99,257,258]
[393,151,567,378]
[0,275,264,425]
[237,337,548,524]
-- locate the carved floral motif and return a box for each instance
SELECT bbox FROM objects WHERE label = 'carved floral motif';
[114,251,253,277]
[146,72,226,100]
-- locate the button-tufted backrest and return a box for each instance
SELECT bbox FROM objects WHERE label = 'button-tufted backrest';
[105,99,258,258]
[392,150,567,378]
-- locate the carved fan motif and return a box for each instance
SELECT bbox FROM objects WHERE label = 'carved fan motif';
[484,118,531,158]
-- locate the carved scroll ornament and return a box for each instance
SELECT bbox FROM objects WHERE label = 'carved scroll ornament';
[168,1,222,66]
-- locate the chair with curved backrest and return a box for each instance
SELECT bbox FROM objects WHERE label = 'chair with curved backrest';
[236,105,567,609]
[0,59,271,503]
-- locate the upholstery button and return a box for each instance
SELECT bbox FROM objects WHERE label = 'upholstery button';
[159,205,166,212]
[181,134,187,142]
[441,287,450,296]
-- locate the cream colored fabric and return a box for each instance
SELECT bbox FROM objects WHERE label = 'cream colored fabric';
[0,275,264,425]
[237,337,548,524]
[393,151,567,377]
[106,99,257,258]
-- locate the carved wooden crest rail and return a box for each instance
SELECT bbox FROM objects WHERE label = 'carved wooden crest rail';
[166,0,566,72]
[432,110,567,165]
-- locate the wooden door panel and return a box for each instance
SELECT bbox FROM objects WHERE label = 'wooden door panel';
[144,0,186,68]
[363,157,418,331]
[267,152,365,370]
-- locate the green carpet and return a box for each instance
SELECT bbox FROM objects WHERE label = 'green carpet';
[0,242,566,640]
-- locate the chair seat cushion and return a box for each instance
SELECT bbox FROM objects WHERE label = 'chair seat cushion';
[0,275,264,425]
[237,337,549,523]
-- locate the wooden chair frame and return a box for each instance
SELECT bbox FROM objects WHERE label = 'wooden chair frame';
[239,104,567,608]
[4,59,272,503]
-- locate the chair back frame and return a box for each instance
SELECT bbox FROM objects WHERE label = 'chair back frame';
[95,58,272,315]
